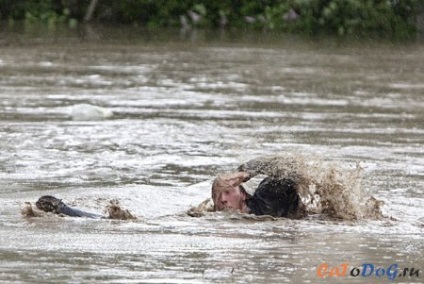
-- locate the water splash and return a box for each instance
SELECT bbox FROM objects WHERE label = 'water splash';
[238,154,384,220]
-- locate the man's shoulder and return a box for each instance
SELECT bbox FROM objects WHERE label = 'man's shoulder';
[247,177,300,217]
[255,177,296,197]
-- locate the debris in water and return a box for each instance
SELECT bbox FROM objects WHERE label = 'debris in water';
[106,199,137,220]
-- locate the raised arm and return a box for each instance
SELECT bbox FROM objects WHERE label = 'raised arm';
[237,155,300,181]
[212,171,251,194]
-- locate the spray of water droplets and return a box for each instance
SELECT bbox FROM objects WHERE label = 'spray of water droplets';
[239,154,384,220]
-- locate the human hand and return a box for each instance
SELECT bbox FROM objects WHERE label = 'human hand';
[212,171,251,192]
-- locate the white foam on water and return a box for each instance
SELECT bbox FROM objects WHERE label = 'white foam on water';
[67,104,113,121]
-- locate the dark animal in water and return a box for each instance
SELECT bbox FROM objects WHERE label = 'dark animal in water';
[36,195,103,218]
[33,195,136,220]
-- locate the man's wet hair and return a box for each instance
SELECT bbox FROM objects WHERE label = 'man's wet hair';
[211,174,252,211]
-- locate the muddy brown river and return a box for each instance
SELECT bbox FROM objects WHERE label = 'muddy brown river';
[0,26,423,283]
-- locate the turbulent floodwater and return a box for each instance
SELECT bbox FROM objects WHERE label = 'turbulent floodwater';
[0,27,423,283]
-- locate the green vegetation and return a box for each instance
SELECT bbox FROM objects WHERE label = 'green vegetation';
[0,0,419,37]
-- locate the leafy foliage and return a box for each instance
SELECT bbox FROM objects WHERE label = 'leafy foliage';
[0,0,419,37]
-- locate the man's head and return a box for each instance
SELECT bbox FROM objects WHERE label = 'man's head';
[211,172,251,212]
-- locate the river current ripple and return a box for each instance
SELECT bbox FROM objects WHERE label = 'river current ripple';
[0,30,423,283]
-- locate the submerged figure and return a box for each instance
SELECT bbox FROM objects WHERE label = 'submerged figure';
[35,195,103,218]
[188,156,306,218]
[211,172,305,218]
[22,195,136,220]
[189,155,384,220]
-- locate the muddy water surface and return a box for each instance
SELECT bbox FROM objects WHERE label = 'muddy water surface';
[0,27,423,283]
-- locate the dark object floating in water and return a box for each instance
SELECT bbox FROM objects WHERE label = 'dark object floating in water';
[36,195,103,218]
[22,195,136,220]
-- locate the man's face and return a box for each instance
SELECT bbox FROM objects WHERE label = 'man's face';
[213,185,246,211]
[211,172,250,212]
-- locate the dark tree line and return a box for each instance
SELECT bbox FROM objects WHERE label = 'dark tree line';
[0,0,420,37]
